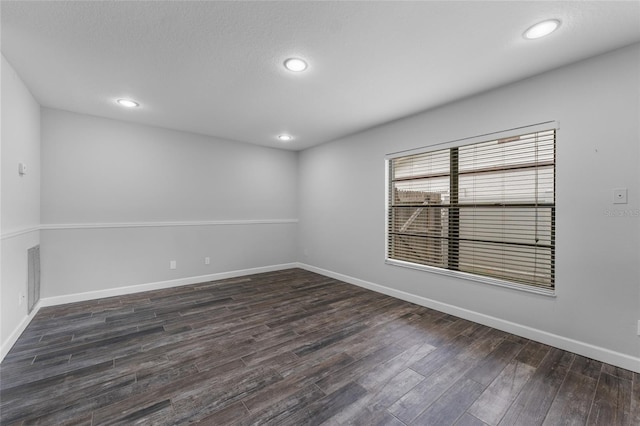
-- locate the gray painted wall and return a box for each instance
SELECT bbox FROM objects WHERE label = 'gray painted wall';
[2,44,639,369]
[297,44,640,361]
[1,54,41,348]
[40,109,298,297]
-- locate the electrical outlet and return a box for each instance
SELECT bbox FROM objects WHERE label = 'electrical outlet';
[204,257,211,265]
[613,188,628,204]
[169,260,177,270]
[18,292,23,306]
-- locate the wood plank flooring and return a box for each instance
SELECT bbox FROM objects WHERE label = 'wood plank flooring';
[1,268,638,425]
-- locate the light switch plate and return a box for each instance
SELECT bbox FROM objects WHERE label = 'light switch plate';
[613,188,628,204]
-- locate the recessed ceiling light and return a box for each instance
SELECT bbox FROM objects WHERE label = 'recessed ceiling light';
[116,99,139,108]
[284,58,308,72]
[524,19,561,40]
[278,134,293,141]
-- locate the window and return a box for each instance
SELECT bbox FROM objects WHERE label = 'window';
[386,124,556,292]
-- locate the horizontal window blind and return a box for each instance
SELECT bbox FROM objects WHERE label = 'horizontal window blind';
[387,129,555,289]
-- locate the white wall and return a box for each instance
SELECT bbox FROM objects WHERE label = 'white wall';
[298,44,640,370]
[1,54,41,352]
[40,109,298,298]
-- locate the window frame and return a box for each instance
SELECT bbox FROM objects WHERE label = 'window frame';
[384,121,557,297]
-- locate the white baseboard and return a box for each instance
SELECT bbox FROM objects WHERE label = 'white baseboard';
[0,301,43,362]
[298,263,640,373]
[0,263,298,362]
[39,263,299,307]
[4,261,638,373]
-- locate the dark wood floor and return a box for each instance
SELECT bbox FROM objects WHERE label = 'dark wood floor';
[0,269,638,425]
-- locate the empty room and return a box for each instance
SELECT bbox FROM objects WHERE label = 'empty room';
[1,1,639,425]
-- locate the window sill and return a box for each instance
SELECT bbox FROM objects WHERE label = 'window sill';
[385,258,556,297]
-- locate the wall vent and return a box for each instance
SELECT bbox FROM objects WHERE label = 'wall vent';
[27,245,40,313]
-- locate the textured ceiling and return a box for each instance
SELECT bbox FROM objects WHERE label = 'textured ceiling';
[2,1,639,150]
